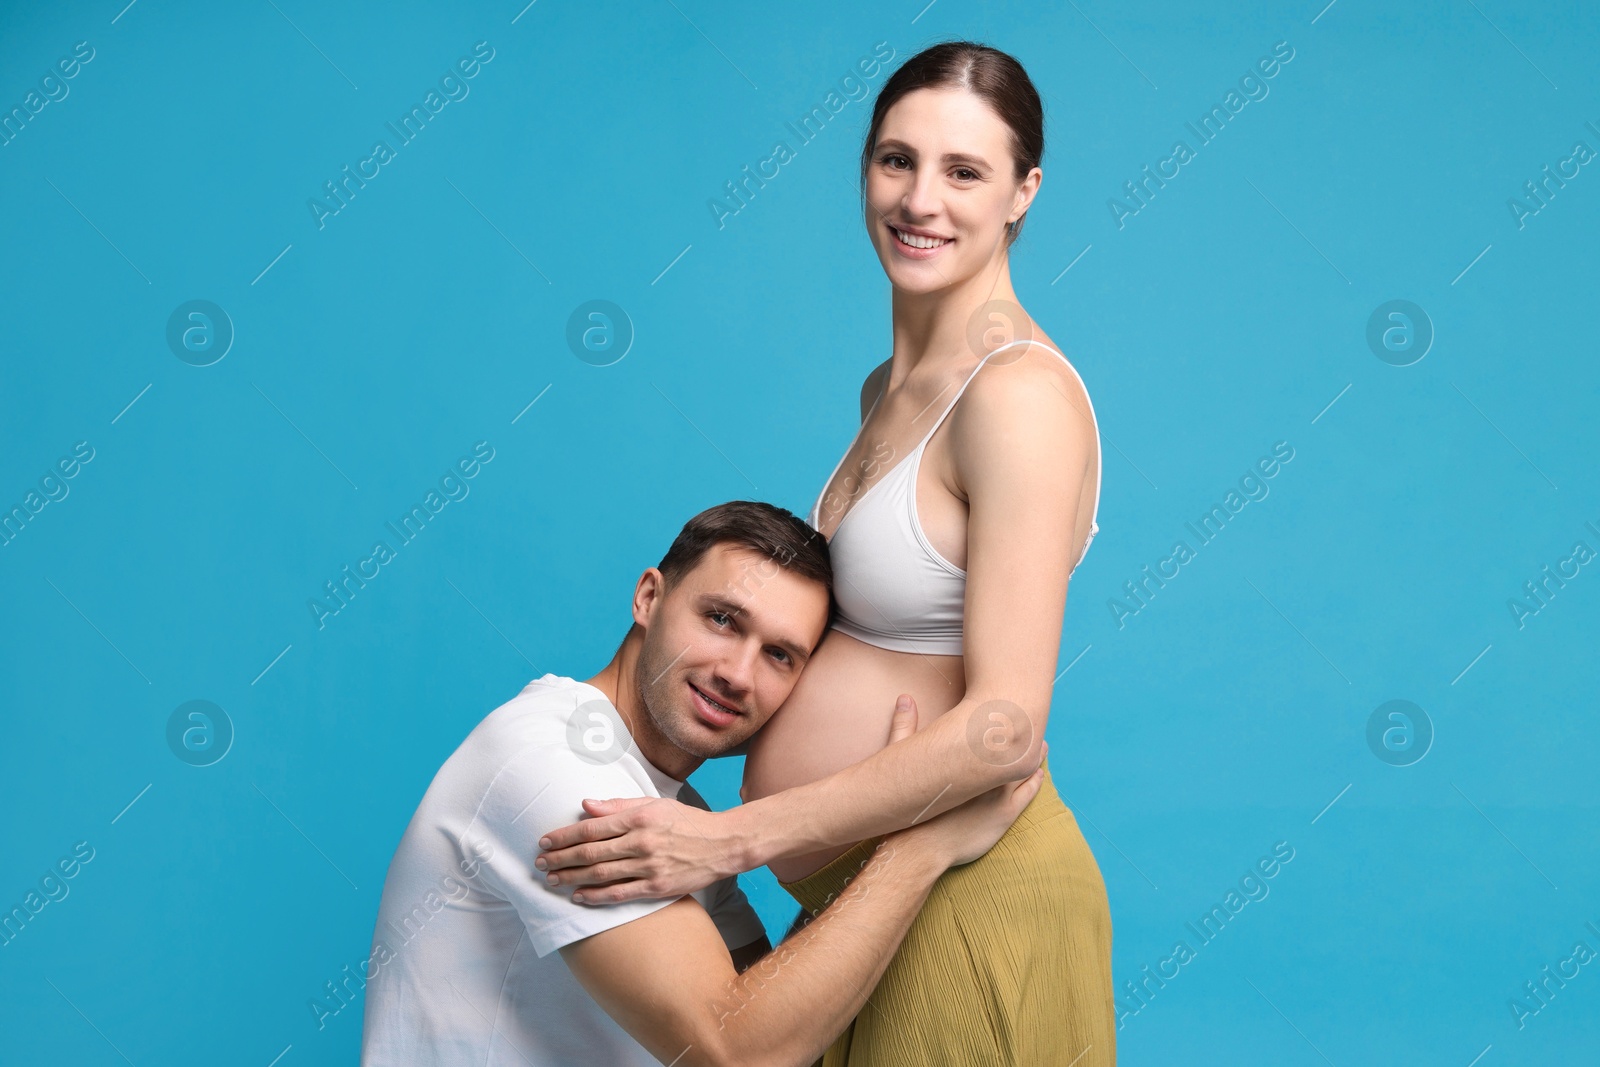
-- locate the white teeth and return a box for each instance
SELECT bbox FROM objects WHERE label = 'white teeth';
[893,227,950,250]
[697,686,734,714]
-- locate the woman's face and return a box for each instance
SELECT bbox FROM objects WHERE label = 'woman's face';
[863,87,1040,294]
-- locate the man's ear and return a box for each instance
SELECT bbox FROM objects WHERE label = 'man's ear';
[632,567,666,628]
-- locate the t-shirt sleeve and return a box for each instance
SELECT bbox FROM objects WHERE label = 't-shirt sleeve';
[699,873,769,951]
[463,744,687,958]
[678,782,770,951]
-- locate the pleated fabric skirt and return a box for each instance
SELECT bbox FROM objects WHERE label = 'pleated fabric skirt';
[778,763,1116,1066]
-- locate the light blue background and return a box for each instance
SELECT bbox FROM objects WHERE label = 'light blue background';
[2,1,1597,1064]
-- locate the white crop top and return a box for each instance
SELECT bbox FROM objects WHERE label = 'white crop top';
[807,339,1102,656]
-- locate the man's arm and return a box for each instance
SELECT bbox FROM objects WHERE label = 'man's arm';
[560,833,942,1067]
[561,757,1044,1067]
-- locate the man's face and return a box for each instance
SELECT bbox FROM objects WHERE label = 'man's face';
[631,543,829,760]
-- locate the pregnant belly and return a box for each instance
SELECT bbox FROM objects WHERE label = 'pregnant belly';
[742,627,967,883]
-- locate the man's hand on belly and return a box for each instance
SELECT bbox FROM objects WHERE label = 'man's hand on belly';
[535,796,747,903]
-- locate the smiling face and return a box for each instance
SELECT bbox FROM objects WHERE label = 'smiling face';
[863,86,1041,294]
[630,542,830,761]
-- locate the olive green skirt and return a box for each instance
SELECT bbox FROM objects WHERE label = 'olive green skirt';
[778,764,1116,1066]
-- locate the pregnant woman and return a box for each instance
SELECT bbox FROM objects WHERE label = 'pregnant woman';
[539,41,1114,1065]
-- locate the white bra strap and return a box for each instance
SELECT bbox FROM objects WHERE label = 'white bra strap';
[915,339,1062,448]
[916,338,1103,540]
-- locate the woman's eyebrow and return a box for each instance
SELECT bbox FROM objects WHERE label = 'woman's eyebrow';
[875,138,993,170]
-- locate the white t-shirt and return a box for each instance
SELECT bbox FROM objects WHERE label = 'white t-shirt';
[360,673,767,1066]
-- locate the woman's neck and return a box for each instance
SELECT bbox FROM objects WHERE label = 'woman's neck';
[885,254,1029,384]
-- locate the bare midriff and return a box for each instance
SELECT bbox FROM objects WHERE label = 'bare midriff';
[742,628,967,884]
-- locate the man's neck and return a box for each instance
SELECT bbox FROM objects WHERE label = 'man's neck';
[584,629,701,783]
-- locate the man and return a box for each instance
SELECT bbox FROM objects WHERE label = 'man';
[360,501,1043,1066]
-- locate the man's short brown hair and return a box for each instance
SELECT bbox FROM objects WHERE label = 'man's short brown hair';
[655,501,833,624]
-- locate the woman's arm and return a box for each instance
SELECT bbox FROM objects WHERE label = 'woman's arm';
[536,353,1096,901]
[730,353,1095,866]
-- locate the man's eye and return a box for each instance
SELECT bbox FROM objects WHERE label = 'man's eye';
[708,611,732,627]
[769,648,791,665]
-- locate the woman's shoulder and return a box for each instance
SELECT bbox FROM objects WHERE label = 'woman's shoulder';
[954,334,1097,453]
[971,334,1092,407]
[859,357,891,421]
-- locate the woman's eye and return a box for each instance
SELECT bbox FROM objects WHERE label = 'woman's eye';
[881,154,908,170]
[954,167,977,181]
